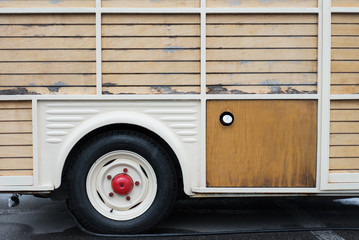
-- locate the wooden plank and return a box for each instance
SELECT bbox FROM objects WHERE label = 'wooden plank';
[0,122,32,134]
[207,24,317,36]
[0,38,96,49]
[0,25,95,37]
[332,37,359,48]
[331,122,359,133]
[331,61,359,72]
[0,146,33,158]
[0,50,96,62]
[206,85,317,94]
[206,73,317,85]
[207,0,317,8]
[102,0,200,8]
[0,87,96,95]
[207,61,317,73]
[102,25,199,37]
[207,14,318,24]
[331,86,359,94]
[0,158,32,170]
[206,100,317,187]
[103,49,200,61]
[330,158,359,170]
[332,0,359,7]
[331,73,359,85]
[0,134,32,145]
[103,74,200,86]
[0,14,95,24]
[332,49,359,60]
[0,109,31,121]
[0,0,95,8]
[331,134,359,146]
[0,170,33,176]
[102,37,200,49]
[331,100,359,109]
[332,14,359,24]
[330,146,359,158]
[331,110,359,121]
[103,86,200,94]
[102,14,200,24]
[207,37,317,48]
[0,101,31,109]
[0,63,96,74]
[332,24,359,36]
[102,62,200,73]
[0,75,96,87]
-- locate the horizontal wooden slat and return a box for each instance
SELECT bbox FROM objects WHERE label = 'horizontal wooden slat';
[103,86,200,94]
[0,158,32,170]
[0,122,32,134]
[332,61,359,72]
[331,86,359,94]
[0,109,31,121]
[332,37,359,48]
[332,49,359,60]
[207,85,316,94]
[102,25,199,37]
[0,62,95,74]
[103,49,200,61]
[0,25,95,37]
[0,0,94,8]
[331,73,359,85]
[207,24,317,36]
[332,24,359,36]
[103,37,199,49]
[206,73,317,85]
[331,122,359,133]
[331,110,359,121]
[103,62,200,73]
[330,158,359,170]
[330,146,359,158]
[0,87,96,95]
[0,170,33,176]
[0,146,33,158]
[331,101,359,109]
[0,14,95,24]
[0,134,32,145]
[207,37,317,48]
[331,134,359,146]
[207,61,316,73]
[207,49,317,61]
[102,14,200,24]
[103,74,200,86]
[0,38,96,49]
[0,75,96,87]
[0,101,31,109]
[332,14,359,24]
[102,0,200,8]
[207,14,318,24]
[332,0,359,7]
[0,50,96,62]
[207,0,317,8]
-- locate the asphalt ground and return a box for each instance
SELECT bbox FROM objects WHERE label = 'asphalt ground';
[0,194,359,239]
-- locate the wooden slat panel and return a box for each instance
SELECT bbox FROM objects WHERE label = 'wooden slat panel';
[207,14,318,24]
[0,38,96,49]
[0,134,32,145]
[0,50,96,62]
[331,110,359,121]
[332,37,359,48]
[206,100,317,187]
[102,25,199,37]
[0,63,96,74]
[206,85,317,94]
[331,134,359,146]
[332,74,359,85]
[0,122,32,134]
[0,87,96,95]
[102,0,200,8]
[207,0,317,8]
[103,86,200,94]
[332,0,359,7]
[0,101,31,109]
[332,14,359,24]
[332,25,359,36]
[330,158,359,170]
[103,62,199,74]
[0,170,33,176]
[0,25,95,37]
[332,49,359,60]
[0,0,95,8]
[0,109,32,121]
[103,74,200,86]
[330,146,359,158]
[0,146,33,158]
[331,122,359,133]
[332,61,359,72]
[331,86,359,94]
[102,14,200,24]
[0,75,96,87]
[103,50,200,61]
[0,14,95,24]
[332,100,359,109]
[102,37,199,49]
[0,158,32,170]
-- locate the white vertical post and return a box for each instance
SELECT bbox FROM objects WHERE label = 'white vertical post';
[32,99,38,186]
[320,0,331,190]
[96,0,102,95]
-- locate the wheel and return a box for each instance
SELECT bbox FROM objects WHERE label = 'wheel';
[67,130,177,234]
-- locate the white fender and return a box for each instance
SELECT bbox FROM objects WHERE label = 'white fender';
[54,111,192,195]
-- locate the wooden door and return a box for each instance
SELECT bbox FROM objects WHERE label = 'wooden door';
[206,100,317,187]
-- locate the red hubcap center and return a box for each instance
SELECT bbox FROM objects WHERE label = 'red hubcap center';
[111,174,133,196]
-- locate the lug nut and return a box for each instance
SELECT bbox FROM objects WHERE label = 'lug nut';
[109,192,114,197]
[123,168,128,173]
[135,181,140,186]
[126,196,131,201]
[107,175,112,180]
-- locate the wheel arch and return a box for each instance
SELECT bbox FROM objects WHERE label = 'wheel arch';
[54,112,190,196]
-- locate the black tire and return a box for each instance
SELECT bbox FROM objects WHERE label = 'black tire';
[67,130,177,234]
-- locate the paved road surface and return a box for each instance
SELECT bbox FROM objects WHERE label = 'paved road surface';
[0,194,359,239]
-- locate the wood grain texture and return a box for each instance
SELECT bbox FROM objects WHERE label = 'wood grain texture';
[0,14,96,95]
[102,0,200,8]
[206,100,317,187]
[207,14,318,94]
[332,0,359,7]
[0,0,95,8]
[0,170,33,176]
[207,0,317,8]
[102,14,200,95]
